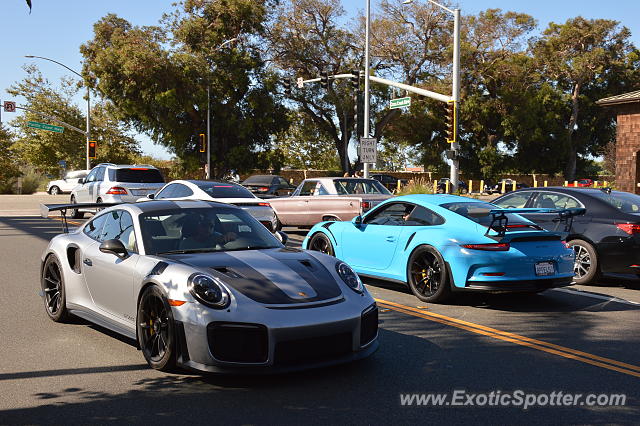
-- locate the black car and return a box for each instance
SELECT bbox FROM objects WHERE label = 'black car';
[241,175,296,197]
[493,187,640,284]
[371,174,408,191]
[437,178,468,194]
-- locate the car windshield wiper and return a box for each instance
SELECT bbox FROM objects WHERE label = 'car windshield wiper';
[156,248,219,255]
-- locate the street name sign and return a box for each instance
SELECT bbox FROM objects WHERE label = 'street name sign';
[389,97,411,109]
[27,121,64,133]
[359,137,377,163]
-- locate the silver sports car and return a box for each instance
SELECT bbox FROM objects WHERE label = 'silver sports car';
[40,200,379,373]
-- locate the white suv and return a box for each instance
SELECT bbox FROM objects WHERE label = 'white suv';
[46,170,89,195]
[70,163,165,218]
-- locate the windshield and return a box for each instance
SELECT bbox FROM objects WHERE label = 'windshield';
[591,190,640,214]
[140,207,281,255]
[440,202,530,227]
[243,175,274,185]
[65,170,87,179]
[110,168,164,183]
[197,182,255,199]
[334,179,391,195]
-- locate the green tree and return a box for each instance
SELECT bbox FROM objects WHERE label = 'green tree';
[0,125,21,183]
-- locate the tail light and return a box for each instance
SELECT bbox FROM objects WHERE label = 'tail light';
[616,223,640,235]
[361,201,372,210]
[461,243,510,251]
[106,186,128,195]
[258,202,271,207]
[481,272,505,276]
[259,187,269,192]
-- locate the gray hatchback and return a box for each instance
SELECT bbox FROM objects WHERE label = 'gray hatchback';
[70,163,165,218]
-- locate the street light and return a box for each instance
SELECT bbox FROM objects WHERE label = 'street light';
[402,0,461,189]
[25,55,92,170]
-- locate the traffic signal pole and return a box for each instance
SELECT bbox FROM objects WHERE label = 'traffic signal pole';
[363,0,372,178]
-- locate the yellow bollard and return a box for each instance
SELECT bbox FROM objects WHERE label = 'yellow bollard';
[594,181,598,188]
[397,179,401,193]
[468,180,473,194]
[433,180,438,193]
[533,180,538,188]
[604,180,608,187]
[480,179,484,194]
[544,180,548,187]
[564,181,568,187]
[445,180,450,194]
[574,180,578,187]
[501,180,506,194]
[512,180,516,192]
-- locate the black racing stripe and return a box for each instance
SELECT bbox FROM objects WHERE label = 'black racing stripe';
[404,232,416,251]
[263,249,342,300]
[321,222,338,245]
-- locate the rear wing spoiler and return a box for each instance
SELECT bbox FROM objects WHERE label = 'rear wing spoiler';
[467,207,586,238]
[40,203,121,233]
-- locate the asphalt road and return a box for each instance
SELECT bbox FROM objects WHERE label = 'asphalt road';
[0,199,639,424]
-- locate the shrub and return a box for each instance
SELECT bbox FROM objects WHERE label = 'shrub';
[397,178,434,195]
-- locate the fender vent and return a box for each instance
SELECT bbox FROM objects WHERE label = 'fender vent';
[211,267,243,279]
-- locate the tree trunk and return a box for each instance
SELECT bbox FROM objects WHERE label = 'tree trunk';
[564,82,581,181]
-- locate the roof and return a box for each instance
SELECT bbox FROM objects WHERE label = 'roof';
[130,199,239,214]
[395,194,485,206]
[596,90,640,106]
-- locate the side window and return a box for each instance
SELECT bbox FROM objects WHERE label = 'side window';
[172,184,194,198]
[85,169,98,183]
[298,181,317,196]
[493,191,533,209]
[100,210,137,252]
[278,178,289,187]
[155,184,177,199]
[83,213,108,240]
[365,203,411,226]
[95,167,105,181]
[405,206,445,226]
[532,193,582,209]
[316,184,329,196]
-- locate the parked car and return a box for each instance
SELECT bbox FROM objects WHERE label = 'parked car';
[304,194,579,303]
[436,178,468,194]
[268,177,393,228]
[370,174,408,191]
[40,200,378,372]
[485,179,529,194]
[493,187,640,284]
[46,170,89,195]
[241,175,296,197]
[70,163,165,218]
[147,180,279,232]
[566,179,594,187]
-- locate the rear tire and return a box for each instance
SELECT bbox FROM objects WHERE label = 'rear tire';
[137,286,177,372]
[308,232,335,256]
[568,239,599,285]
[70,196,84,219]
[41,255,69,322]
[407,246,452,303]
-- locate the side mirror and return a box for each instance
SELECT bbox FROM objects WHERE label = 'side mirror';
[352,215,363,227]
[276,231,289,245]
[99,239,129,259]
[78,178,86,184]
[147,193,155,199]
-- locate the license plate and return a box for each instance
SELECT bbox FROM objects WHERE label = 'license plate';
[535,261,555,276]
[131,189,148,196]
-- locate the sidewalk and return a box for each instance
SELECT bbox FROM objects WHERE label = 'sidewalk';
[0,194,69,216]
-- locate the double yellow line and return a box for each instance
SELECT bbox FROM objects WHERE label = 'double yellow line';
[376,298,640,378]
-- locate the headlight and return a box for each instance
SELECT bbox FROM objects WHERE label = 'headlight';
[188,273,230,309]
[336,262,363,293]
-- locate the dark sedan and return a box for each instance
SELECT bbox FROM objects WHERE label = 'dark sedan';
[493,187,640,284]
[241,175,297,197]
[370,174,408,191]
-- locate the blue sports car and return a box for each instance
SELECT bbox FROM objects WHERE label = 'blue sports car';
[302,194,581,303]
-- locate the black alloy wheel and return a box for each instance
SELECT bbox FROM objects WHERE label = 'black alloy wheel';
[407,246,451,303]
[70,196,84,219]
[41,255,69,322]
[308,233,335,256]
[137,286,176,371]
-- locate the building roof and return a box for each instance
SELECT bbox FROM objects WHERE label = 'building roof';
[596,90,640,106]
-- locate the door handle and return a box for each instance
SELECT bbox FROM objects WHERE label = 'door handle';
[83,258,92,266]
[386,236,396,242]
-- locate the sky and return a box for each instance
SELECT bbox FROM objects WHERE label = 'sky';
[1,1,639,161]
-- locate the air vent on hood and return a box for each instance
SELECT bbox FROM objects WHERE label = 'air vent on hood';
[211,267,243,279]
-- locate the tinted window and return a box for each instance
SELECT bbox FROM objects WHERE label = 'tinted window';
[532,193,581,209]
[172,184,194,198]
[365,203,411,226]
[243,175,275,185]
[155,184,177,199]
[85,169,99,183]
[334,179,391,195]
[197,183,254,199]
[278,178,289,187]
[493,191,534,209]
[95,167,105,181]
[100,210,137,251]
[109,168,164,183]
[83,213,108,240]
[441,202,529,227]
[405,206,445,226]
[590,190,640,213]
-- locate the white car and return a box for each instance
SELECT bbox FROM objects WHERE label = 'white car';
[46,170,89,195]
[147,180,279,232]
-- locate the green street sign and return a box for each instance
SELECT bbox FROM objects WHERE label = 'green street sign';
[390,97,411,109]
[27,121,64,133]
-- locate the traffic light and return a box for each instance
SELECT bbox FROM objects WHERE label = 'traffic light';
[445,100,456,143]
[351,70,360,90]
[199,133,206,153]
[88,141,97,159]
[320,69,329,89]
[283,78,291,96]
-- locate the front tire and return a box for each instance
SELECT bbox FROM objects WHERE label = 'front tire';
[41,255,69,322]
[137,286,177,372]
[70,196,84,219]
[407,246,451,303]
[49,186,60,195]
[308,232,335,256]
[568,239,599,285]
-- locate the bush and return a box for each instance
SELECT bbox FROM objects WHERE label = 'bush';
[397,178,435,195]
[0,177,18,194]
[20,171,46,194]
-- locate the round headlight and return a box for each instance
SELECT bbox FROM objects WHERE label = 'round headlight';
[336,262,363,293]
[188,273,230,309]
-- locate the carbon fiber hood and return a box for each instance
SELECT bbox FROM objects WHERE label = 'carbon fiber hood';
[164,248,343,305]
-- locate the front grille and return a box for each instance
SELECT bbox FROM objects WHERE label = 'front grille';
[360,304,378,346]
[207,323,268,363]
[274,332,352,366]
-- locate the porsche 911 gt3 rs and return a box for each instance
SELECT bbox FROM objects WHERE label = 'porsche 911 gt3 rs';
[40,200,378,373]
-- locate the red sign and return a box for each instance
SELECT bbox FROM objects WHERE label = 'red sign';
[3,101,16,112]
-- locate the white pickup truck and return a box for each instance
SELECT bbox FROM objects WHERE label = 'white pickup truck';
[267,177,393,228]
